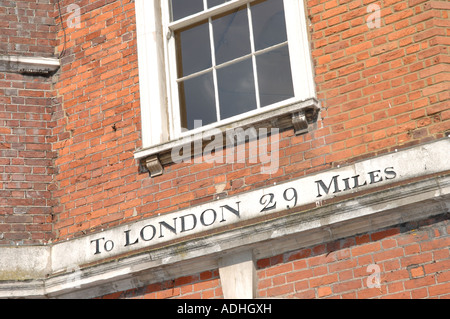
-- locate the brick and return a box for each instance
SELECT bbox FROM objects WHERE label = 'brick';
[293,289,315,299]
[351,242,382,257]
[328,259,358,273]
[371,228,401,241]
[317,286,333,297]
[409,265,425,278]
[332,279,363,294]
[373,248,404,262]
[286,269,314,283]
[404,275,436,290]
[329,56,355,70]
[309,274,339,288]
[285,249,312,262]
[266,284,294,297]
[401,252,434,268]
[265,263,293,278]
[423,259,450,275]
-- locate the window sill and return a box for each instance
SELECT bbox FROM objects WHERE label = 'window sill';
[134,97,320,177]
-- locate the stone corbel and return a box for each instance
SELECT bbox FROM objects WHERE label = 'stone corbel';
[145,155,163,177]
[292,110,309,135]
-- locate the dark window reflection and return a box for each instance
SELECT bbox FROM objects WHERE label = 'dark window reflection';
[171,0,204,21]
[208,0,231,9]
[176,21,212,77]
[251,0,287,51]
[217,58,257,120]
[174,0,294,131]
[179,72,217,130]
[257,45,294,107]
[213,6,251,65]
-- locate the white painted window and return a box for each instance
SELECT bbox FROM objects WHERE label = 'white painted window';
[134,0,316,159]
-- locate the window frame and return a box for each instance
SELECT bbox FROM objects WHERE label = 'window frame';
[134,0,318,175]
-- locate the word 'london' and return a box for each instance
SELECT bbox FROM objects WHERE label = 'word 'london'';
[90,167,397,255]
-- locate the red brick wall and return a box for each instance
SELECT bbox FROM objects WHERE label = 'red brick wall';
[257,214,450,299]
[99,270,224,299]
[311,0,449,166]
[96,214,449,299]
[0,0,448,298]
[51,0,140,238]
[0,0,56,57]
[0,72,56,245]
[0,0,57,245]
[49,0,450,241]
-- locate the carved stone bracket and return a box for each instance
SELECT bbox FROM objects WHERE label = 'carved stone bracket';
[292,110,309,135]
[145,155,163,177]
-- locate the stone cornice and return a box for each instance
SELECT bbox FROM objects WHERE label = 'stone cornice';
[0,139,449,298]
[0,55,60,76]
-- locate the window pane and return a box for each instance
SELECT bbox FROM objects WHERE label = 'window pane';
[256,45,294,107]
[171,0,204,21]
[176,21,212,77]
[207,0,231,9]
[217,58,257,120]
[213,6,251,65]
[251,0,287,51]
[179,72,217,130]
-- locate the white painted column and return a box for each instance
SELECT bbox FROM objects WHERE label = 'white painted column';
[218,250,257,299]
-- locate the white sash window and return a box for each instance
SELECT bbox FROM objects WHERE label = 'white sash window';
[134,0,317,174]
